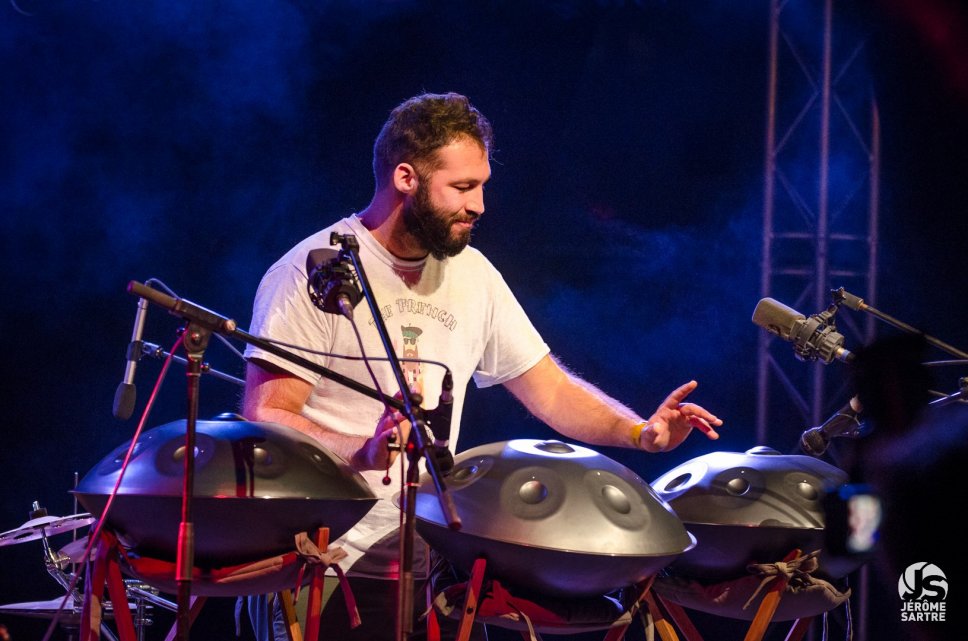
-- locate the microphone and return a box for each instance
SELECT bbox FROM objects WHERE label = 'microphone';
[306,248,361,320]
[425,370,455,473]
[113,296,149,420]
[800,395,867,456]
[752,297,854,364]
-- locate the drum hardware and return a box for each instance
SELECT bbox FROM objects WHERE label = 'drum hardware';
[124,581,175,614]
[0,503,93,597]
[59,536,94,565]
[0,502,165,641]
[124,580,176,641]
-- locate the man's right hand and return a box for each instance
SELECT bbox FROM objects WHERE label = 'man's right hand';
[354,402,412,471]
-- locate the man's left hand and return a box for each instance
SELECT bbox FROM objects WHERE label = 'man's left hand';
[638,380,722,453]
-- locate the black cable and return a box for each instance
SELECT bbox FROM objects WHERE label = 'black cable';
[256,335,452,378]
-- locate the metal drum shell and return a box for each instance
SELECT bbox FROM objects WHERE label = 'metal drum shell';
[414,439,695,597]
[651,446,858,581]
[74,418,377,566]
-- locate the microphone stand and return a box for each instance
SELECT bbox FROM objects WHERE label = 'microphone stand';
[833,287,968,406]
[174,322,209,641]
[139,341,245,387]
[328,232,461,641]
[127,258,460,640]
[834,288,968,361]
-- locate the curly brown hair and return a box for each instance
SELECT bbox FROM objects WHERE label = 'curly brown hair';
[372,92,494,188]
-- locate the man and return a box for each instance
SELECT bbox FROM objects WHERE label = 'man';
[243,92,722,639]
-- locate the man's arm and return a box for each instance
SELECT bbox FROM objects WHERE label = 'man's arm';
[243,359,402,470]
[502,354,721,453]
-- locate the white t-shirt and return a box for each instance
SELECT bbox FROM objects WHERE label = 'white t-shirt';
[244,214,550,577]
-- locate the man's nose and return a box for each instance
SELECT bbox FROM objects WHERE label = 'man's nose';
[466,186,485,216]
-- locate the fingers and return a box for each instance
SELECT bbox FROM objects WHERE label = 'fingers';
[676,401,722,440]
[687,416,720,440]
[661,380,699,408]
[677,401,723,428]
[379,408,412,450]
[648,382,724,451]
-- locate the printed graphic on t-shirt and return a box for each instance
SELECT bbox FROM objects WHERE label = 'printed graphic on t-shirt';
[396,298,458,331]
[366,297,458,332]
[401,324,423,396]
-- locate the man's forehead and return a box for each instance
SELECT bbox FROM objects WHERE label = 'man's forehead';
[431,137,490,177]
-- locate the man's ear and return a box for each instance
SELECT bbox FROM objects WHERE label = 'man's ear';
[393,162,419,195]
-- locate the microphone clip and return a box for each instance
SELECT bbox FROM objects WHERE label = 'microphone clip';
[306,248,361,318]
[792,303,848,364]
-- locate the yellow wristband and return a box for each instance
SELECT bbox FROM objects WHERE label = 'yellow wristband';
[629,421,649,449]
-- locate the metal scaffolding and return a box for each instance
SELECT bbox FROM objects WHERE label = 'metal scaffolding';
[757,0,880,444]
[757,2,879,639]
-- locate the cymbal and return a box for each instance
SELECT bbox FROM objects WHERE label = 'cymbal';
[0,596,135,622]
[0,514,96,546]
[0,597,82,623]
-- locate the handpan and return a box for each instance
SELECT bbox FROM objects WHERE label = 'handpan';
[74,417,376,566]
[414,439,695,597]
[651,446,863,581]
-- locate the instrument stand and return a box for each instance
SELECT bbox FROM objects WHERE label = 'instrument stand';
[433,556,655,641]
[80,530,137,641]
[154,528,333,641]
[77,529,182,641]
[644,549,818,641]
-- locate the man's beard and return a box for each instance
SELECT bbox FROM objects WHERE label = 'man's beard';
[402,182,476,260]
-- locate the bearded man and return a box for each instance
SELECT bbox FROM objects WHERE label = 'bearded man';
[243,92,722,640]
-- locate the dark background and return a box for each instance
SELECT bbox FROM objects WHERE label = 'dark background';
[2,1,965,640]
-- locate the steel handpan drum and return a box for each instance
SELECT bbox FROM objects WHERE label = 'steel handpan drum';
[74,417,377,566]
[651,446,859,581]
[414,439,695,597]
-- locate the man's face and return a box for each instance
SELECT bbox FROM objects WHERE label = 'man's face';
[402,137,490,260]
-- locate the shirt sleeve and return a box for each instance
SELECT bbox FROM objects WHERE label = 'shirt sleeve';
[472,260,550,388]
[243,260,332,385]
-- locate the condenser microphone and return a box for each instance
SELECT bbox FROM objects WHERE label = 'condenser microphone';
[752,297,854,364]
[113,296,149,419]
